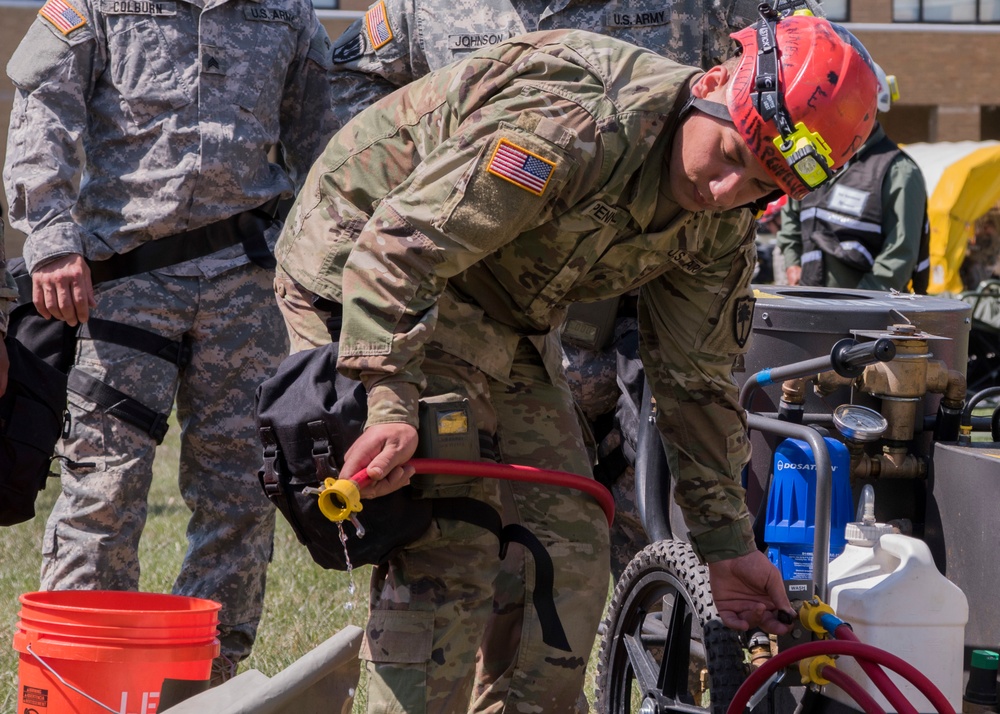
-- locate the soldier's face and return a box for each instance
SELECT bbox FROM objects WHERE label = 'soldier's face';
[668,67,778,213]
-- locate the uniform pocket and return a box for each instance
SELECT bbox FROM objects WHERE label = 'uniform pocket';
[360,609,435,664]
[106,18,190,126]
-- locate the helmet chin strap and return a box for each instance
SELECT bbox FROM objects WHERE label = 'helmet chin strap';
[681,96,733,123]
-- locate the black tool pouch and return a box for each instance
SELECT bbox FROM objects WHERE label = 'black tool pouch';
[254,343,494,570]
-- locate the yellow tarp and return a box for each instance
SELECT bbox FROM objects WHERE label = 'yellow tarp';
[919,143,1000,294]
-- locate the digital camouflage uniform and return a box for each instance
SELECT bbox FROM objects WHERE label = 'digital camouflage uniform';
[3,0,335,667]
[326,0,762,635]
[276,29,758,712]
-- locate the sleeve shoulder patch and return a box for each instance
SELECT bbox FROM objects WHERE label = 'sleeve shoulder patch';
[486,138,557,197]
[331,18,364,63]
[364,0,393,50]
[39,0,87,35]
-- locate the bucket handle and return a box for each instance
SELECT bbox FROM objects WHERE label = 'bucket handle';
[26,642,121,714]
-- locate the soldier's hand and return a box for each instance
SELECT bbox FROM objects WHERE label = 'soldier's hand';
[707,550,794,636]
[342,422,418,499]
[785,265,802,286]
[32,254,96,326]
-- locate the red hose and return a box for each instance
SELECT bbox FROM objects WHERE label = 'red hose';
[726,640,955,714]
[349,458,615,526]
[821,664,887,714]
[834,625,916,714]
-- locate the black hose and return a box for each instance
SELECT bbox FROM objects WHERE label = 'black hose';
[635,379,672,542]
[960,387,1000,446]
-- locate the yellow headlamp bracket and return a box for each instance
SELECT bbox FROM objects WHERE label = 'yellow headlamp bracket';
[773,122,835,189]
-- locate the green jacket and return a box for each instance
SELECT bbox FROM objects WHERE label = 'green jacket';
[277,29,759,561]
[777,124,928,292]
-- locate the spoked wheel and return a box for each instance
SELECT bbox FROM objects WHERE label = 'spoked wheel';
[596,540,748,714]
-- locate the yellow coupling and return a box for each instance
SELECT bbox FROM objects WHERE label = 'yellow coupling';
[316,477,364,522]
[799,655,837,685]
[800,598,837,635]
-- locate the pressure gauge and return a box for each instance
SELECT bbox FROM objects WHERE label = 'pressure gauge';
[832,404,888,442]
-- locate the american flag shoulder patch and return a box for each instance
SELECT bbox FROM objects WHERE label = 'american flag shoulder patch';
[39,0,87,34]
[365,0,393,50]
[486,139,556,196]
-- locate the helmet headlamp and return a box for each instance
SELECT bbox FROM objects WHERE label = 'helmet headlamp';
[774,123,835,189]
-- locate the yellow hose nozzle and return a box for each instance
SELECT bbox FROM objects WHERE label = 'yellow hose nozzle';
[316,477,364,522]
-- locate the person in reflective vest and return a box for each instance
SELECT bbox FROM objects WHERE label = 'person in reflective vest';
[777,65,930,293]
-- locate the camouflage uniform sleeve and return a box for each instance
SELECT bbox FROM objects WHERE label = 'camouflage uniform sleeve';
[775,198,803,270]
[279,12,336,188]
[3,4,97,272]
[638,214,759,563]
[336,114,596,428]
[328,0,424,133]
[705,0,757,66]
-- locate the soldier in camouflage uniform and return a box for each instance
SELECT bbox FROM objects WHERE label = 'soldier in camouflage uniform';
[3,0,335,678]
[326,0,765,621]
[274,14,878,712]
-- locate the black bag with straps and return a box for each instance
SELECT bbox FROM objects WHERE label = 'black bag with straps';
[0,334,67,526]
[254,342,447,569]
[1,258,69,526]
[253,340,573,651]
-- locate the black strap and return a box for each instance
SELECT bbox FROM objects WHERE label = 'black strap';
[259,425,282,499]
[430,498,571,651]
[685,97,733,123]
[79,319,192,368]
[87,198,279,285]
[752,7,795,137]
[308,420,340,480]
[67,368,170,444]
[500,524,572,652]
[238,207,278,270]
[432,497,503,544]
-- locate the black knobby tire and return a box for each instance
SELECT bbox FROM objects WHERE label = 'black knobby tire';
[596,540,748,714]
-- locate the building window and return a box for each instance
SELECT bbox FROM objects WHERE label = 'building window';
[984,106,1000,140]
[822,0,849,21]
[893,0,1000,21]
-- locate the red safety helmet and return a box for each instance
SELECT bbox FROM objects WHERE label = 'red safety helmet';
[726,11,879,199]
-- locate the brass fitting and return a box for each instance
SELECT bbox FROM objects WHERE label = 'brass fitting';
[850,448,926,480]
[781,378,807,405]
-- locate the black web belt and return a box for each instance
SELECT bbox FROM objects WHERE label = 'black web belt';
[87,199,279,285]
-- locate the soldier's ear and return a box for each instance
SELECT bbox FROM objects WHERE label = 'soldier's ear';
[691,65,731,101]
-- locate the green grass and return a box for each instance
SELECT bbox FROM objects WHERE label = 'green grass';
[1,415,605,713]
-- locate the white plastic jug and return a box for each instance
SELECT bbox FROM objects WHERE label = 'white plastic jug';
[826,532,968,713]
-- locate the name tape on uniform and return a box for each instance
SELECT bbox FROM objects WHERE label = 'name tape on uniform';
[102,0,176,15]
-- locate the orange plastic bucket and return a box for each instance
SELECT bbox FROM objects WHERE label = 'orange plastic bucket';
[13,590,220,713]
